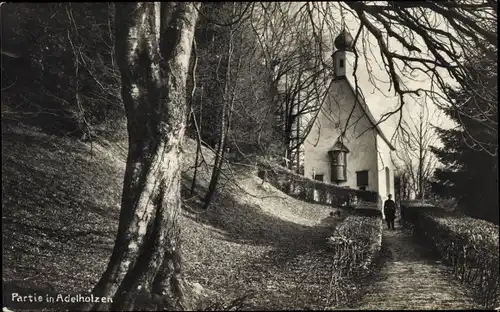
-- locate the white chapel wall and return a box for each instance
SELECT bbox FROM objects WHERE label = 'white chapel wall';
[303,80,378,192]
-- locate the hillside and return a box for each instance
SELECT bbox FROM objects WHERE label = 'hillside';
[2,122,344,310]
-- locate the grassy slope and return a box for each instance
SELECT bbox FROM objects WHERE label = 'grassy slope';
[2,123,344,310]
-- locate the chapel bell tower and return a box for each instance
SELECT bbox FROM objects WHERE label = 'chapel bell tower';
[333,29,354,79]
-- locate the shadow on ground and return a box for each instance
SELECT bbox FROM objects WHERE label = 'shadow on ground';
[2,124,345,311]
[2,126,121,311]
[179,183,344,310]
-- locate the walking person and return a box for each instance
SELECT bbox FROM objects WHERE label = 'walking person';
[384,194,396,230]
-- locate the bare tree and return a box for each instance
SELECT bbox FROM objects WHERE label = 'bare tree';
[250,3,333,172]
[202,3,244,210]
[1,3,123,138]
[394,104,441,200]
[394,169,411,203]
[82,3,200,311]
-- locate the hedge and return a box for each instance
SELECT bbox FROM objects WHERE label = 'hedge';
[257,162,378,207]
[402,204,500,308]
[325,215,383,304]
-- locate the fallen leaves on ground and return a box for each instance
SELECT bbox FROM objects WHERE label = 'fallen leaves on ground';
[3,124,347,311]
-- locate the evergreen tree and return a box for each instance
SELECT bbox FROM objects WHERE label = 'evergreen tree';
[431,46,498,224]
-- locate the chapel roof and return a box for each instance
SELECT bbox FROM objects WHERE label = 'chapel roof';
[326,78,396,151]
[334,29,355,52]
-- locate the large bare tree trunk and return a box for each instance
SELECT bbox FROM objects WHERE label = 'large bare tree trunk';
[81,3,199,311]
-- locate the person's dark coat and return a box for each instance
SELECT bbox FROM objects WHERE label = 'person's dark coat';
[384,199,396,220]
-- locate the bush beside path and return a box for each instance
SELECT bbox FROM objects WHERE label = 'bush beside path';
[340,219,480,310]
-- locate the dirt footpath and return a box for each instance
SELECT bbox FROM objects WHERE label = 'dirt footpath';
[345,220,480,310]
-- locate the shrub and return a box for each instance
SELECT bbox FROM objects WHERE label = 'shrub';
[402,204,500,308]
[325,215,383,304]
